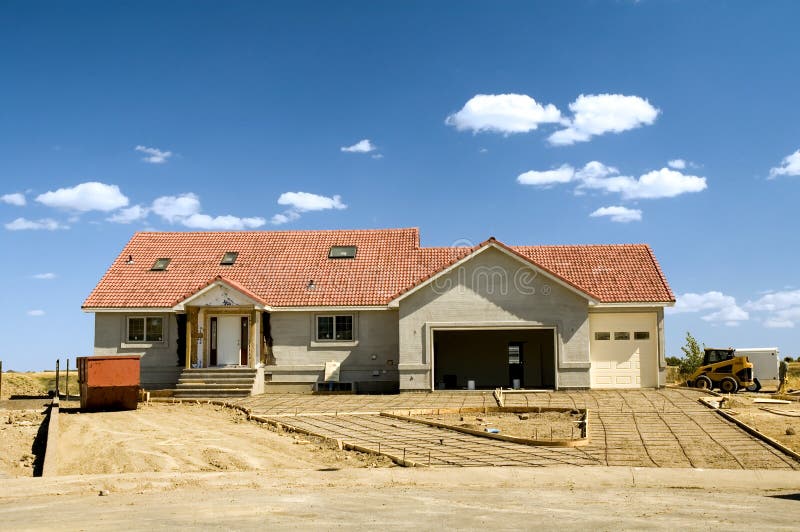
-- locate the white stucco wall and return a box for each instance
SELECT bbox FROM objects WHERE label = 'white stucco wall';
[397,247,592,391]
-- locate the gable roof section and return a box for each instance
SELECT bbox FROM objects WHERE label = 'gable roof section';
[82,228,674,309]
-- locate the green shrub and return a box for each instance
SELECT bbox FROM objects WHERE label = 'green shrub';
[678,332,704,376]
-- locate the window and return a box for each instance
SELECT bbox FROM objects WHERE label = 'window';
[328,246,357,259]
[220,252,238,265]
[614,332,631,341]
[594,332,611,341]
[127,316,164,342]
[150,258,171,271]
[634,331,650,340]
[316,315,354,341]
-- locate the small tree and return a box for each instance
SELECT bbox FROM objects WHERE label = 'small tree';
[679,332,704,376]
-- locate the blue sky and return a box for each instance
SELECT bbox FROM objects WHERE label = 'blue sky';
[1,1,799,370]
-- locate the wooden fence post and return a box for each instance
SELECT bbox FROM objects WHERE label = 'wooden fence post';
[55,359,60,397]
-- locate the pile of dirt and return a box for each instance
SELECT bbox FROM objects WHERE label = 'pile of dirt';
[414,410,583,440]
[0,371,79,400]
[0,408,45,477]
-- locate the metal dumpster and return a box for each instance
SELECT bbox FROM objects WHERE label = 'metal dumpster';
[77,355,141,410]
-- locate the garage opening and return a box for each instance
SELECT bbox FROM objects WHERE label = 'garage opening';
[433,328,556,390]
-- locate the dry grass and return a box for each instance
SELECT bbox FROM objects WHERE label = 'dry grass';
[1,371,79,399]
[786,362,800,391]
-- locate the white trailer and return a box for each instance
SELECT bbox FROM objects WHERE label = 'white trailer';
[735,347,780,392]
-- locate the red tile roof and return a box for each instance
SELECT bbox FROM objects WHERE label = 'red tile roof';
[82,228,674,309]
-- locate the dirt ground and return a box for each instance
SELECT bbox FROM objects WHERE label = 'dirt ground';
[414,410,583,440]
[1,467,799,530]
[57,402,393,475]
[0,408,45,477]
[722,396,800,452]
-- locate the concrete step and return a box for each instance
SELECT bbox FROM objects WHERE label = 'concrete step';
[174,389,252,398]
[176,383,253,389]
[178,378,255,385]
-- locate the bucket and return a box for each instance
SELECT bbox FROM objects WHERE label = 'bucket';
[467,379,476,390]
[512,379,521,389]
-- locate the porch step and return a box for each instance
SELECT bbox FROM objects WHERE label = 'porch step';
[174,368,258,399]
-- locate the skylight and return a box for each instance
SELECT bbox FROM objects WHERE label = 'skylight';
[328,246,357,259]
[150,258,171,271]
[220,252,239,265]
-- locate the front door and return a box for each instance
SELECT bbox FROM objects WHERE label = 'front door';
[215,316,247,366]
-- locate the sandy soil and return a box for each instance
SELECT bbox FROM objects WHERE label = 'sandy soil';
[414,411,582,440]
[57,402,393,475]
[0,409,45,477]
[723,396,800,452]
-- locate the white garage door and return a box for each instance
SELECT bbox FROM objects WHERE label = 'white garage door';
[589,312,658,388]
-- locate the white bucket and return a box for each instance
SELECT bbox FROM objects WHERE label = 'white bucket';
[512,379,521,390]
[467,380,476,390]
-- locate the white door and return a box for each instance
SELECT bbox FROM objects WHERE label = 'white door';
[589,313,658,388]
[217,316,242,366]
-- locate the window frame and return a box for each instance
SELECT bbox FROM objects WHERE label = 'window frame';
[634,331,651,340]
[126,315,166,344]
[150,258,171,271]
[614,331,631,341]
[328,246,357,259]
[594,332,611,341]
[314,314,356,342]
[220,252,239,265]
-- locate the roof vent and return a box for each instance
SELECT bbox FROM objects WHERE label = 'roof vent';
[220,252,238,265]
[150,258,171,271]
[328,246,357,259]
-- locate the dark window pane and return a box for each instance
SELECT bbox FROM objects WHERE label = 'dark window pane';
[328,246,357,259]
[614,332,631,340]
[634,331,650,340]
[594,332,611,341]
[146,317,163,342]
[221,252,238,265]
[128,318,145,342]
[335,315,353,340]
[151,258,171,271]
[317,316,333,340]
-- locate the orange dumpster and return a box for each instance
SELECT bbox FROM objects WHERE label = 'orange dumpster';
[77,355,141,410]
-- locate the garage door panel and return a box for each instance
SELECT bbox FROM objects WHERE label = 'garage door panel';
[590,313,657,389]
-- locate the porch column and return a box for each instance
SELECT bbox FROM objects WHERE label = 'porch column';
[249,309,258,368]
[186,306,200,368]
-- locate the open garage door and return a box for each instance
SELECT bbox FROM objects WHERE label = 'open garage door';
[589,312,658,388]
[433,328,555,390]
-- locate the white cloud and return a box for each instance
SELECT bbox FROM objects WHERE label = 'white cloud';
[1,193,26,206]
[271,192,347,225]
[180,213,265,230]
[277,192,346,212]
[577,165,707,199]
[769,149,800,178]
[107,205,149,224]
[151,193,201,223]
[36,182,129,212]
[668,159,686,170]
[32,273,57,280]
[746,289,800,329]
[5,217,68,231]
[519,161,707,204]
[270,211,301,225]
[589,205,642,223]
[135,145,173,164]
[27,309,45,317]
[517,164,575,186]
[341,139,376,153]
[548,94,659,145]
[666,291,749,327]
[446,93,562,135]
